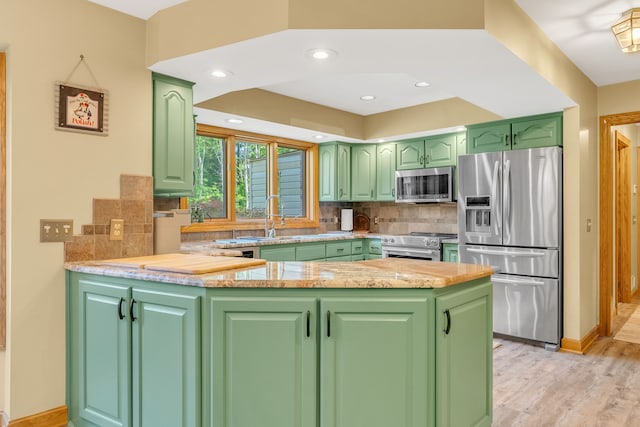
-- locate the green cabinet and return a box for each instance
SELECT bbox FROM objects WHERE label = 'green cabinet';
[466,112,562,154]
[351,144,377,201]
[443,243,459,263]
[366,238,382,259]
[319,142,351,201]
[296,242,327,261]
[375,143,396,201]
[435,280,492,427]
[396,134,457,170]
[210,297,317,427]
[260,244,296,261]
[68,274,201,427]
[320,297,430,427]
[152,72,195,197]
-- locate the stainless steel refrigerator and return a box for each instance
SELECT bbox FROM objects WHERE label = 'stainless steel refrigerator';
[458,146,562,350]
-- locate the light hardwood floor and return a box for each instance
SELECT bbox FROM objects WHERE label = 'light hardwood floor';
[493,298,640,426]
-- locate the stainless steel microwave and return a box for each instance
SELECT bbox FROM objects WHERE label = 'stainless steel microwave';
[395,166,455,203]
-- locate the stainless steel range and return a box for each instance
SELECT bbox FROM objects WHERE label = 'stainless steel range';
[381,232,457,261]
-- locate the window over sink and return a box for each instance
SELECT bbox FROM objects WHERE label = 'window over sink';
[183,124,319,232]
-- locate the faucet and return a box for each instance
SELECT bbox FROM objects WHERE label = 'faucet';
[265,194,279,238]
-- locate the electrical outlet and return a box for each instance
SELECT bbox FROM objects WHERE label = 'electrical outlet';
[110,219,124,241]
[374,216,380,224]
[40,219,73,242]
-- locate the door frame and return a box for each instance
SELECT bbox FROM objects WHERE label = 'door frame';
[599,112,640,336]
[615,131,631,304]
[0,52,5,349]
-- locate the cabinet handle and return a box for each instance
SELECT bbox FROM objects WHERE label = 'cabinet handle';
[419,155,424,165]
[130,299,137,322]
[426,154,431,164]
[339,188,343,197]
[504,134,509,146]
[392,188,395,197]
[337,248,344,252]
[443,309,451,335]
[118,297,125,320]
[306,310,311,338]
[326,310,331,338]
[513,133,517,145]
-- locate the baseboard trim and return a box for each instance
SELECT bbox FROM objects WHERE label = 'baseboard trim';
[560,325,600,355]
[6,406,67,427]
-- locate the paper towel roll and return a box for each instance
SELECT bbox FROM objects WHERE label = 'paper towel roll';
[341,209,353,231]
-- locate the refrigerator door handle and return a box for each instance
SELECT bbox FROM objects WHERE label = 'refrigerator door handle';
[492,276,545,286]
[466,247,547,257]
[504,159,511,242]
[491,160,501,238]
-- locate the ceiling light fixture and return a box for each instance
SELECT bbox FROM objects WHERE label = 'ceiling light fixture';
[414,81,431,88]
[611,8,640,53]
[306,48,337,60]
[360,95,376,101]
[211,69,231,78]
[226,118,243,124]
[313,135,326,140]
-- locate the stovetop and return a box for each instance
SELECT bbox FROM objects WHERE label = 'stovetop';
[381,232,457,249]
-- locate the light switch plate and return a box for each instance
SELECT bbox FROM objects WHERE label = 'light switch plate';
[40,219,73,242]
[110,219,124,241]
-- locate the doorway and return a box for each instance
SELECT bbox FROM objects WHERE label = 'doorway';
[600,112,640,336]
[615,131,631,305]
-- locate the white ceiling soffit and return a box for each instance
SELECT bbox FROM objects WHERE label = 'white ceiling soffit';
[516,0,640,86]
[88,0,188,20]
[150,29,575,119]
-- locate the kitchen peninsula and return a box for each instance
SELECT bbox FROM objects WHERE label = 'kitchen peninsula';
[65,257,493,427]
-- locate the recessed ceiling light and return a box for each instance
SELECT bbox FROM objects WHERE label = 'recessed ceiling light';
[455,126,466,132]
[414,81,431,88]
[377,139,386,143]
[313,135,326,140]
[360,95,376,101]
[211,69,231,78]
[226,118,243,124]
[306,48,337,60]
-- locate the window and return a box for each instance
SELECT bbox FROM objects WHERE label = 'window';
[185,124,318,231]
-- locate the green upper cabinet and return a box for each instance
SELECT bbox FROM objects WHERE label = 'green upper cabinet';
[376,143,396,201]
[152,72,195,197]
[435,279,492,427]
[467,112,562,154]
[210,296,317,427]
[351,144,376,201]
[396,139,425,170]
[424,133,457,167]
[320,296,431,427]
[319,142,351,201]
[455,132,467,161]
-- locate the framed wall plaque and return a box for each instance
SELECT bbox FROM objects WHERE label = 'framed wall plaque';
[55,82,108,136]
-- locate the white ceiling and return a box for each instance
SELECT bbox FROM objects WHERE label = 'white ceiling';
[90,0,640,142]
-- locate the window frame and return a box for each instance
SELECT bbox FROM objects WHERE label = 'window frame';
[181,124,319,233]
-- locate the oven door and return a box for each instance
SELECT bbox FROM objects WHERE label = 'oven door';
[382,247,441,261]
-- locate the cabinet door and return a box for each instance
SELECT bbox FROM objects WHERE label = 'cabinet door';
[211,297,317,427]
[467,123,511,154]
[76,279,131,427]
[375,143,396,201]
[152,73,195,197]
[511,115,562,150]
[131,288,200,427]
[336,143,352,201]
[319,144,337,201]
[259,244,296,261]
[442,243,459,263]
[435,280,492,427]
[454,132,466,198]
[320,297,431,427]
[351,144,376,201]
[424,134,456,167]
[396,140,425,170]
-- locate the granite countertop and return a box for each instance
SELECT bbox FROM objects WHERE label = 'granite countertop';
[65,258,492,289]
[183,232,381,251]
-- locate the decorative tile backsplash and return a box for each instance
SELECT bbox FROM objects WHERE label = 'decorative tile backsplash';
[64,174,154,262]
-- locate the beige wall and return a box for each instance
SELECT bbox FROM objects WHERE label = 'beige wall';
[0,0,150,419]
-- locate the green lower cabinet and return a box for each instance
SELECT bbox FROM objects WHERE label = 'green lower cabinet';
[435,280,492,427]
[210,297,317,427]
[366,238,382,259]
[320,297,430,427]
[259,244,296,261]
[442,243,459,263]
[68,274,201,427]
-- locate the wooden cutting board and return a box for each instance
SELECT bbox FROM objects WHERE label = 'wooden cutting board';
[97,253,266,274]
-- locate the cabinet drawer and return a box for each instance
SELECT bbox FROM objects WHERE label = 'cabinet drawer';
[260,245,295,261]
[351,240,364,255]
[368,239,382,255]
[326,241,351,258]
[351,254,365,261]
[296,243,326,261]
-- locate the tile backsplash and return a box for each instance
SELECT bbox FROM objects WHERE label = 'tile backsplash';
[64,174,154,262]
